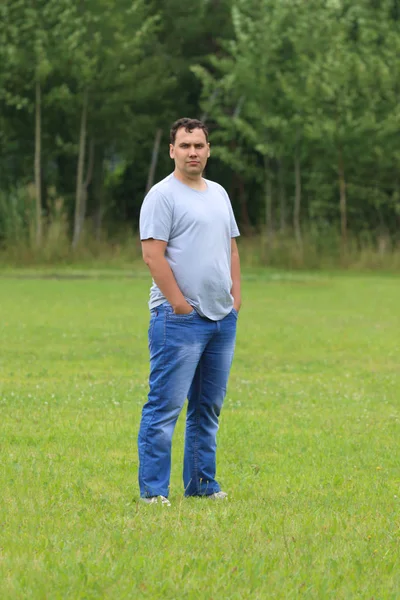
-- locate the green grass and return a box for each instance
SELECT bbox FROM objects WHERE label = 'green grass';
[1,271,399,599]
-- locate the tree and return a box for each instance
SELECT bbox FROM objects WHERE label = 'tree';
[39,0,162,247]
[0,0,55,245]
[193,0,400,250]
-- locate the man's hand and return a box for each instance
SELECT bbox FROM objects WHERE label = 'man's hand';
[173,301,194,315]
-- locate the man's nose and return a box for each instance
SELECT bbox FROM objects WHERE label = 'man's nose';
[189,147,198,155]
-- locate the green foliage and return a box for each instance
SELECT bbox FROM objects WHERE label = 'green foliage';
[193,0,400,239]
[0,0,400,255]
[0,185,35,246]
[0,224,399,271]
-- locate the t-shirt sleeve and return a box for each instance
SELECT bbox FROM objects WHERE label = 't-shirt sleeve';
[139,189,173,241]
[224,191,240,238]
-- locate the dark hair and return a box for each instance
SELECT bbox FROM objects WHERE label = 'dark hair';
[170,118,209,145]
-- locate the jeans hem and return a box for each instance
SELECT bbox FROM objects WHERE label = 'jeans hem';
[141,491,169,499]
[184,487,221,498]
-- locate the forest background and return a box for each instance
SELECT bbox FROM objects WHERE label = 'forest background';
[1,0,400,270]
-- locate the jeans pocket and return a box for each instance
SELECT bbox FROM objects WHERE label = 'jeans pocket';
[167,308,196,321]
[232,308,239,319]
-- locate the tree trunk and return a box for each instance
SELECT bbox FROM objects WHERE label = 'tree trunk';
[338,148,347,251]
[80,138,95,230]
[266,179,273,240]
[237,175,252,235]
[294,152,302,247]
[93,147,105,241]
[264,158,273,244]
[146,128,162,194]
[72,89,88,249]
[278,159,286,233]
[34,80,42,246]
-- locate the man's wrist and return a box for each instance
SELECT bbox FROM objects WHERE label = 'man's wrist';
[233,299,242,311]
[172,299,189,310]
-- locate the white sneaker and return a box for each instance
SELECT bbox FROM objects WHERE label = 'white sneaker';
[141,495,171,506]
[207,491,228,500]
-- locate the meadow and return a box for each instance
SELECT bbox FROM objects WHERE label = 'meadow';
[0,269,399,599]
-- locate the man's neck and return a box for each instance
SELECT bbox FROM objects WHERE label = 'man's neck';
[173,170,207,191]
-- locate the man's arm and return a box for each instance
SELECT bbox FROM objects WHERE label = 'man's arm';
[231,238,241,312]
[141,239,192,314]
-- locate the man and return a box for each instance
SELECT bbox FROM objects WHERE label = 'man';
[138,117,241,505]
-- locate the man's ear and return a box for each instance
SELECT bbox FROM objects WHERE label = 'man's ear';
[207,143,211,158]
[169,144,174,159]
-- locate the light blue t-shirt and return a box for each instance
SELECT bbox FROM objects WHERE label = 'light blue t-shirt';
[139,173,240,321]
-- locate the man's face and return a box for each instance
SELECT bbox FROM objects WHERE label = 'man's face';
[170,127,210,177]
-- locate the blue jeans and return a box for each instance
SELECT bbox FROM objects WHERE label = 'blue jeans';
[138,302,237,498]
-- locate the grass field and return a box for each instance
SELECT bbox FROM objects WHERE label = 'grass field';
[1,270,399,599]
